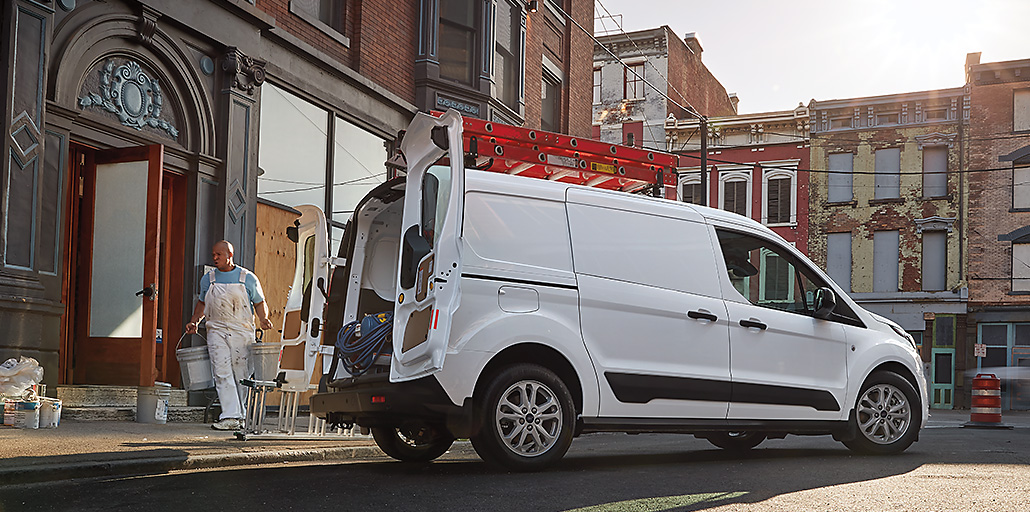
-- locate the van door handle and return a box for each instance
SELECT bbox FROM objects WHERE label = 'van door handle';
[739,318,767,330]
[687,310,718,322]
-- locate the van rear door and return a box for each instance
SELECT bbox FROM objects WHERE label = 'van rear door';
[391,111,465,382]
[279,205,331,391]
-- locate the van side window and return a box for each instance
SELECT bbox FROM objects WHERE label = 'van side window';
[463,192,573,272]
[421,165,451,248]
[716,229,827,316]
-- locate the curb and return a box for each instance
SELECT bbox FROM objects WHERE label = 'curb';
[0,445,384,486]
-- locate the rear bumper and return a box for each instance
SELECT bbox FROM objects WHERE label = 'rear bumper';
[310,376,471,434]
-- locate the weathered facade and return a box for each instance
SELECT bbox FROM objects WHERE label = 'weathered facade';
[964,53,1030,411]
[1,0,592,392]
[667,105,811,253]
[808,89,968,409]
[592,26,736,149]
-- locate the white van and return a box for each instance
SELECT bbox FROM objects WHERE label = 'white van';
[310,111,928,471]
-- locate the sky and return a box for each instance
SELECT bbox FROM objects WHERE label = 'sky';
[593,0,1030,114]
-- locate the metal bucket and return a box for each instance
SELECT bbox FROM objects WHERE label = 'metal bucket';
[176,334,214,391]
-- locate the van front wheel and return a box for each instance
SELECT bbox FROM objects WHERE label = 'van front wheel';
[371,423,454,462]
[842,371,919,455]
[471,364,575,471]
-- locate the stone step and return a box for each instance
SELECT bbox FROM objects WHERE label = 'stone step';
[56,385,188,408]
[62,406,209,423]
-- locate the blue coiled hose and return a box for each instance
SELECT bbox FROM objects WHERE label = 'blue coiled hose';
[335,312,393,377]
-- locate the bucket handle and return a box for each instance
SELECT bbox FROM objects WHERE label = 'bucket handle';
[175,332,207,351]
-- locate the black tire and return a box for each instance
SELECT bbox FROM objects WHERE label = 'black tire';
[371,423,455,462]
[470,364,576,471]
[842,370,920,455]
[706,431,766,451]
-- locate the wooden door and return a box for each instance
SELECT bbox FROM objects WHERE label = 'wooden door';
[72,145,164,386]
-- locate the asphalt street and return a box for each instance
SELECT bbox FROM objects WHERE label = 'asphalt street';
[1,416,1027,512]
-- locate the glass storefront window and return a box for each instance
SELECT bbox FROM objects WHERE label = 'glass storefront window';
[258,83,329,209]
[332,116,388,252]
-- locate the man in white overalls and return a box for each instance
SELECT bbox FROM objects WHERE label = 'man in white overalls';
[185,240,274,430]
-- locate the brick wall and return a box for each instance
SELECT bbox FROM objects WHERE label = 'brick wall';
[966,68,1030,305]
[663,26,735,118]
[522,0,592,137]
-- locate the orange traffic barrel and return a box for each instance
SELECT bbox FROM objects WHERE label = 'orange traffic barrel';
[963,373,1013,429]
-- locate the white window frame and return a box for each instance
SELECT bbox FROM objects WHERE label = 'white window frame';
[760,160,798,226]
[1015,165,1030,210]
[1013,242,1030,292]
[677,167,710,206]
[1015,88,1030,132]
[592,66,602,105]
[718,168,752,218]
[758,248,795,304]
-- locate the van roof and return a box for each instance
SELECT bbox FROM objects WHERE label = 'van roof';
[465,169,779,238]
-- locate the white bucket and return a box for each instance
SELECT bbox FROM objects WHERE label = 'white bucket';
[38,397,62,428]
[177,345,214,391]
[3,400,40,429]
[249,342,282,382]
[136,382,172,424]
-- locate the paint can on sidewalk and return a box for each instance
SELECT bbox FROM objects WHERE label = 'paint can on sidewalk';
[249,342,282,382]
[38,397,61,428]
[3,400,40,429]
[136,382,172,424]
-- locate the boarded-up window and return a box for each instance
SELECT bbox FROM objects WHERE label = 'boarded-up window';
[1013,243,1030,292]
[922,231,947,291]
[922,147,948,198]
[723,180,747,216]
[873,230,900,292]
[828,153,853,202]
[875,148,901,199]
[826,232,852,292]
[766,177,791,224]
[1015,89,1030,132]
[1014,165,1030,210]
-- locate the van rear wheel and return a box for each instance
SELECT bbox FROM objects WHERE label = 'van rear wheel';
[470,364,575,471]
[842,371,919,455]
[371,423,454,462]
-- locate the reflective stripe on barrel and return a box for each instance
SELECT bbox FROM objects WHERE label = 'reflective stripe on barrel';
[970,374,1002,423]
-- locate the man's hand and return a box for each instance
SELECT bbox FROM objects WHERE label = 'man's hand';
[258,317,273,330]
[185,321,200,334]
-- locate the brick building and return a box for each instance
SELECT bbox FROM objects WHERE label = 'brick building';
[592,27,737,149]
[964,53,1030,411]
[667,104,811,254]
[807,89,968,409]
[0,0,593,391]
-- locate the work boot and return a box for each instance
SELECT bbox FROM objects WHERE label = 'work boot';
[211,418,241,430]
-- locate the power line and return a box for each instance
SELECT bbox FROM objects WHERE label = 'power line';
[676,152,1027,175]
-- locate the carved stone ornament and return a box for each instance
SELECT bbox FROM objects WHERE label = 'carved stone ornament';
[915,132,957,149]
[914,216,957,234]
[222,47,266,95]
[78,59,180,138]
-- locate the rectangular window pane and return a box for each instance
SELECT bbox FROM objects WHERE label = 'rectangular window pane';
[1014,243,1030,291]
[934,317,955,347]
[1015,324,1030,346]
[495,0,520,109]
[922,231,947,291]
[875,148,901,199]
[592,68,601,104]
[1015,89,1030,132]
[934,352,953,384]
[541,74,559,132]
[332,117,388,224]
[682,181,701,205]
[624,63,644,100]
[723,181,747,216]
[828,153,853,202]
[981,324,1008,346]
[873,230,900,292]
[827,232,852,292]
[258,83,329,210]
[767,177,790,224]
[439,0,475,85]
[1015,166,1030,209]
[922,147,948,198]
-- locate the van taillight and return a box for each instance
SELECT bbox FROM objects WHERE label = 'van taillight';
[371,396,386,404]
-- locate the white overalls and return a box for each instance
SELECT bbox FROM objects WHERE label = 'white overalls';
[205,268,255,420]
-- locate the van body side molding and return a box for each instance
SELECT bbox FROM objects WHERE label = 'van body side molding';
[604,372,840,412]
[461,273,578,290]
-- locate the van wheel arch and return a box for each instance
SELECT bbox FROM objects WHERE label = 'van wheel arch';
[862,362,920,404]
[474,343,583,416]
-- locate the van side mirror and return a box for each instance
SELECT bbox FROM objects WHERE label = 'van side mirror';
[814,287,836,319]
[401,225,431,289]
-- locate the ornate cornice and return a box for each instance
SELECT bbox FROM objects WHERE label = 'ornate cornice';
[915,216,957,233]
[222,47,266,95]
[915,132,957,149]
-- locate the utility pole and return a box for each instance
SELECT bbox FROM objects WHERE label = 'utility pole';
[699,116,708,206]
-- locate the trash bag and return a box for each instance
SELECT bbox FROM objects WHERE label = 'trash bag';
[0,357,44,399]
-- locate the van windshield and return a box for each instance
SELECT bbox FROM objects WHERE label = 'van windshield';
[421,164,452,248]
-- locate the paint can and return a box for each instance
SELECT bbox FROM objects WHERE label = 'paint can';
[38,397,62,428]
[176,334,214,391]
[249,342,282,382]
[136,382,171,424]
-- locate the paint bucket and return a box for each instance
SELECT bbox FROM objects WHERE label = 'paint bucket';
[176,334,214,391]
[249,342,282,382]
[136,382,171,424]
[38,397,62,428]
[3,400,40,429]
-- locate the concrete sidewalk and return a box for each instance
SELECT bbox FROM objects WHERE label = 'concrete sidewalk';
[0,417,381,486]
[1,409,1027,486]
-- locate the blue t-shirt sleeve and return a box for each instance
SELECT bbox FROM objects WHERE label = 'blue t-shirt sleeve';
[246,273,266,304]
[199,273,211,302]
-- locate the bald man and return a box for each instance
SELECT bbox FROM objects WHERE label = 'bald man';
[186,241,273,430]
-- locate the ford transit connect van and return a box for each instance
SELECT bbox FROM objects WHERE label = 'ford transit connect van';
[310,111,928,471]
